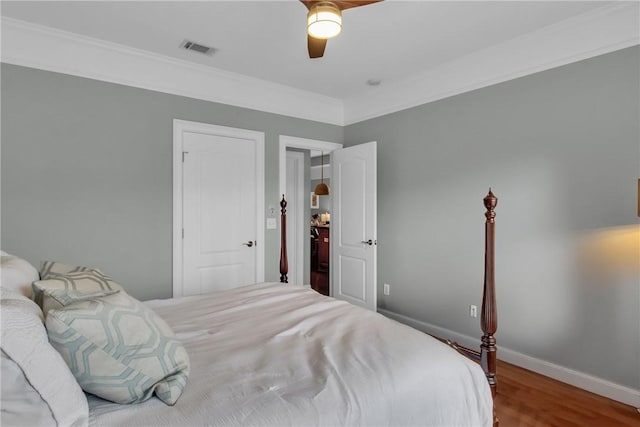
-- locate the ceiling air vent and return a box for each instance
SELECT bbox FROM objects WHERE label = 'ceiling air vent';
[181,40,216,56]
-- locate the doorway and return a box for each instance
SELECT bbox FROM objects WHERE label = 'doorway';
[279,136,342,288]
[310,153,332,295]
[279,136,378,311]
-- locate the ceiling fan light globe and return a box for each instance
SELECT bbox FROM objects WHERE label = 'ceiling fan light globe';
[307,3,342,39]
[308,20,342,39]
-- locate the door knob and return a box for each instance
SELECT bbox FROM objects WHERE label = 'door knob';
[361,239,374,246]
[242,241,254,248]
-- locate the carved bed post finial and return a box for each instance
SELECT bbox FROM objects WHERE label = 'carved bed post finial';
[481,189,498,414]
[279,195,289,283]
[484,189,497,223]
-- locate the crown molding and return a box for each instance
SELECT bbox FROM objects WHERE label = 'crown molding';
[2,3,638,127]
[0,17,344,126]
[343,2,640,125]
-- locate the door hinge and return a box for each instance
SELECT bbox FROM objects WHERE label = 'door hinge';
[182,228,184,238]
[182,151,189,162]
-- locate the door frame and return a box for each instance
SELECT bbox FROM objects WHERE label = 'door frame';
[173,119,265,297]
[278,135,342,288]
[285,150,305,286]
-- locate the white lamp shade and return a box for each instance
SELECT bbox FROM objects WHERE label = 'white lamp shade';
[307,3,342,39]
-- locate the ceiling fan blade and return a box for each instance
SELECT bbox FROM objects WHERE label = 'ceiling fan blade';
[308,36,327,58]
[300,0,382,11]
[333,1,383,11]
[299,0,314,10]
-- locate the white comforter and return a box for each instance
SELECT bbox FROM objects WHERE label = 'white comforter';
[88,283,493,426]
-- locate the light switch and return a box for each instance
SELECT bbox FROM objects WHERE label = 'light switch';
[266,218,277,229]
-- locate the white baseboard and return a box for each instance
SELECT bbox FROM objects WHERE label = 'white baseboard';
[378,308,640,408]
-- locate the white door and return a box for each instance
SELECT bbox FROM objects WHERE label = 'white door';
[173,120,264,297]
[285,151,305,286]
[331,141,377,311]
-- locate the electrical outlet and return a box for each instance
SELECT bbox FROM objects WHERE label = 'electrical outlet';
[383,283,390,296]
[469,305,478,318]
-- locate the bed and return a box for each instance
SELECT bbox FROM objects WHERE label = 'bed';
[0,191,499,427]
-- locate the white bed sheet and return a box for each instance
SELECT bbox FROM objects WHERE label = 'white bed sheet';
[88,283,493,426]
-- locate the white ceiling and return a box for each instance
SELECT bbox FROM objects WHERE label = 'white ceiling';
[1,0,612,100]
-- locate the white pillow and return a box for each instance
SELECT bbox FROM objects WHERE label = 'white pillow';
[0,288,88,427]
[0,252,39,298]
[1,350,56,427]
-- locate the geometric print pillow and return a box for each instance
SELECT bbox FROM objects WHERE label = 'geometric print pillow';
[32,268,124,311]
[41,287,121,318]
[45,290,190,405]
[39,260,95,279]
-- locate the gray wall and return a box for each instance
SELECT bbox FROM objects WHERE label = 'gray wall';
[345,46,640,389]
[2,47,638,390]
[1,64,342,301]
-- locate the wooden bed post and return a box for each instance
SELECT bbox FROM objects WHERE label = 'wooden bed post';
[481,189,498,423]
[279,195,288,283]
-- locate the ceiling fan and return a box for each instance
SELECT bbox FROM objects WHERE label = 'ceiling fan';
[300,1,382,58]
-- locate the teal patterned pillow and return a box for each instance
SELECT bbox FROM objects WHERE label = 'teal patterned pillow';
[41,288,120,316]
[32,268,123,309]
[39,260,95,279]
[45,291,190,405]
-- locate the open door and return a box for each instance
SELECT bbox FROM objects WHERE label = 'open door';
[331,141,377,311]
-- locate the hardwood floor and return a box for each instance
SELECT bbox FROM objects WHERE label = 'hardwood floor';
[495,360,639,426]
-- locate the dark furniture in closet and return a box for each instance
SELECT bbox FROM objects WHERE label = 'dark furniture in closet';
[310,226,330,296]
